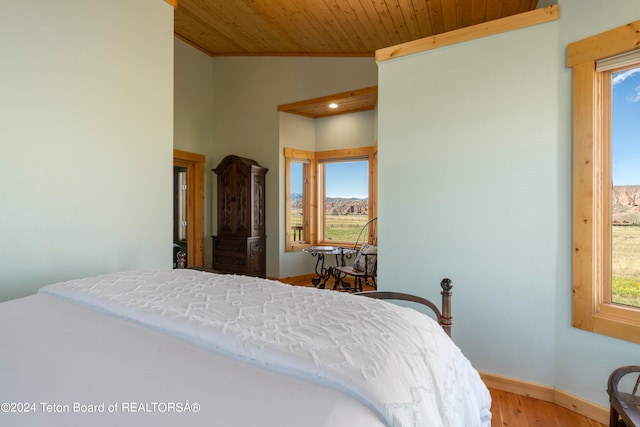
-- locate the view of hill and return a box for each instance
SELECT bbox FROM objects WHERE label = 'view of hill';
[291,194,368,215]
[613,185,640,225]
[325,197,368,215]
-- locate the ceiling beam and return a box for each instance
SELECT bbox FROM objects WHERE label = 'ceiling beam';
[376,4,559,62]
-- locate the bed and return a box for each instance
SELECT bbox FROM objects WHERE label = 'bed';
[0,269,491,427]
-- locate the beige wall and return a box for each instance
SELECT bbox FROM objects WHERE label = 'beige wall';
[0,0,174,301]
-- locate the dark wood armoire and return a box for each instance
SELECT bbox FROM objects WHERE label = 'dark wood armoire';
[212,155,268,278]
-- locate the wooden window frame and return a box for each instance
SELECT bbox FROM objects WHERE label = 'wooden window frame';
[284,146,377,252]
[568,19,640,344]
[284,148,316,252]
[315,147,377,246]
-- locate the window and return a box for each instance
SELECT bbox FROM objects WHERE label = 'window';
[568,19,640,344]
[610,64,640,309]
[284,146,377,252]
[284,149,315,251]
[290,161,305,240]
[319,159,369,243]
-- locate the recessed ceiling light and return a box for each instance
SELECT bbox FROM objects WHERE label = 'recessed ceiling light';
[328,103,339,109]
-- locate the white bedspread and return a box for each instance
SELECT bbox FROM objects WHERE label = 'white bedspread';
[39,269,491,427]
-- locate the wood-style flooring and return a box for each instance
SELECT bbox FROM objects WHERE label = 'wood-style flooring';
[489,388,605,427]
[278,276,607,427]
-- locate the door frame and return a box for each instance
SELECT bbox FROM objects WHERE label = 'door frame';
[173,149,206,267]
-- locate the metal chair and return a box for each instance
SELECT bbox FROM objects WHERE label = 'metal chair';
[608,365,640,427]
[336,217,377,292]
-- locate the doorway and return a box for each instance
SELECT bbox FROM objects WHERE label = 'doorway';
[173,149,206,268]
[173,165,188,266]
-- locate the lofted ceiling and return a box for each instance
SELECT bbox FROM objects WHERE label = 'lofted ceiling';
[174,0,541,57]
[174,0,543,117]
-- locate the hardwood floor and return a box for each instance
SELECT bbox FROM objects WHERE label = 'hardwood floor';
[489,388,605,427]
[279,276,607,427]
[278,274,377,292]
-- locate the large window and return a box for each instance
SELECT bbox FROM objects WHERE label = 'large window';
[569,19,640,344]
[284,147,377,252]
[610,64,640,308]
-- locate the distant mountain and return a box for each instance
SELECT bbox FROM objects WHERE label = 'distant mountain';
[325,197,368,215]
[613,185,640,225]
[290,194,368,215]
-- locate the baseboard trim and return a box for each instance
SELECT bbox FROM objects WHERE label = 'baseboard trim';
[480,372,609,425]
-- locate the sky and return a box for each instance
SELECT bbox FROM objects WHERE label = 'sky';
[324,161,368,198]
[291,160,368,199]
[612,66,640,186]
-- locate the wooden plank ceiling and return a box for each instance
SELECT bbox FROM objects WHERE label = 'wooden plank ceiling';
[174,0,540,117]
[174,0,540,57]
[278,86,378,118]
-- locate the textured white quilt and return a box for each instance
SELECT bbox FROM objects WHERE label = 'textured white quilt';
[40,269,491,427]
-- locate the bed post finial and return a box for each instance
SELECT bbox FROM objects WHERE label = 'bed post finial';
[440,278,453,338]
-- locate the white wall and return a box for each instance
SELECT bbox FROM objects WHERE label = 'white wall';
[209,56,377,277]
[279,113,316,153]
[0,0,174,301]
[315,110,376,151]
[174,39,214,155]
[378,0,640,409]
[174,38,215,265]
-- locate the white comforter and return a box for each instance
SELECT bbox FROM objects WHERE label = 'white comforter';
[40,269,491,427]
